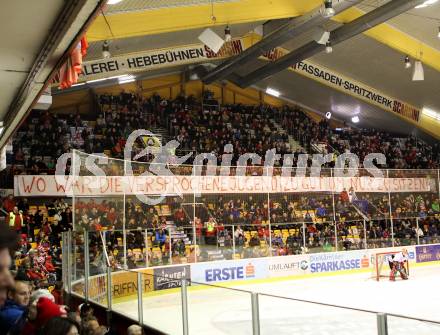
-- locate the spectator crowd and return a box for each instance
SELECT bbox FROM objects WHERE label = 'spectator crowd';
[0,90,439,333]
[4,91,439,177]
[0,196,143,334]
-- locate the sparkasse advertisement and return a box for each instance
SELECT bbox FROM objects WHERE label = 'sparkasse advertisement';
[309,250,370,273]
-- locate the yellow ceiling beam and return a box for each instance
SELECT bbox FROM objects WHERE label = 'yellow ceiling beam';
[88,3,440,74]
[333,7,440,74]
[86,0,323,42]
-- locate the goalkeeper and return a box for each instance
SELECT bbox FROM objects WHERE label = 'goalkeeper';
[389,248,409,281]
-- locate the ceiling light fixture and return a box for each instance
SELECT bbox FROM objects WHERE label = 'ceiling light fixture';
[325,41,333,54]
[86,78,109,84]
[107,0,124,4]
[224,25,231,42]
[422,107,440,121]
[325,112,332,119]
[102,40,111,59]
[351,116,360,123]
[266,88,280,97]
[404,55,412,69]
[0,121,4,136]
[86,75,125,84]
[415,0,438,8]
[322,0,335,18]
[118,75,136,84]
[412,60,424,81]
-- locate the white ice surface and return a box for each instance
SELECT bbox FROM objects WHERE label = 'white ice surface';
[113,264,440,335]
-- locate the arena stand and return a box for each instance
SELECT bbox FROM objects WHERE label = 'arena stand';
[3,92,440,259]
[5,91,439,172]
[1,91,440,334]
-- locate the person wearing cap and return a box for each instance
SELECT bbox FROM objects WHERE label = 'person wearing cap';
[19,295,67,335]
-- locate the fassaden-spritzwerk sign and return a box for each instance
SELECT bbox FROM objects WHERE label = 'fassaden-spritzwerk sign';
[262,48,421,123]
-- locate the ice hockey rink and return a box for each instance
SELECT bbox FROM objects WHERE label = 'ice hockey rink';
[113,263,440,335]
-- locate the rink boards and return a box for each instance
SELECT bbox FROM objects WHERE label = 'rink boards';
[72,243,440,304]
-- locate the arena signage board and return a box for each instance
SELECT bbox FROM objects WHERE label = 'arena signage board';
[309,250,370,273]
[79,39,245,81]
[268,255,310,277]
[190,258,268,284]
[14,175,432,196]
[72,274,107,304]
[111,269,154,298]
[74,33,422,126]
[262,49,421,122]
[72,268,154,301]
[153,265,191,290]
[415,244,440,263]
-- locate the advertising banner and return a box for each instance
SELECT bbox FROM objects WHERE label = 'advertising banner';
[79,39,244,81]
[14,175,432,197]
[262,48,421,122]
[111,269,154,298]
[415,244,440,263]
[71,268,154,301]
[268,254,310,277]
[88,275,107,304]
[191,258,268,284]
[309,250,370,274]
[153,265,191,290]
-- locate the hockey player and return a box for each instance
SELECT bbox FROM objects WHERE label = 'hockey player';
[389,248,409,281]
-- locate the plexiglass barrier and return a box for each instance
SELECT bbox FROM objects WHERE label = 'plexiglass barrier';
[66,262,440,335]
[63,151,440,333]
[69,151,440,270]
[387,315,440,335]
[258,293,378,335]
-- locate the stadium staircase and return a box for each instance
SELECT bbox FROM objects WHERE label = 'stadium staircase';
[165,219,226,260]
[148,126,170,145]
[165,220,191,245]
[271,119,304,153]
[288,135,304,152]
[350,203,370,222]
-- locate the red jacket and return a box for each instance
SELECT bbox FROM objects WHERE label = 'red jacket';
[3,198,16,212]
[340,191,349,202]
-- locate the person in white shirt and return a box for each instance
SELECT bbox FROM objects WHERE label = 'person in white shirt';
[348,187,357,203]
[389,249,409,281]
